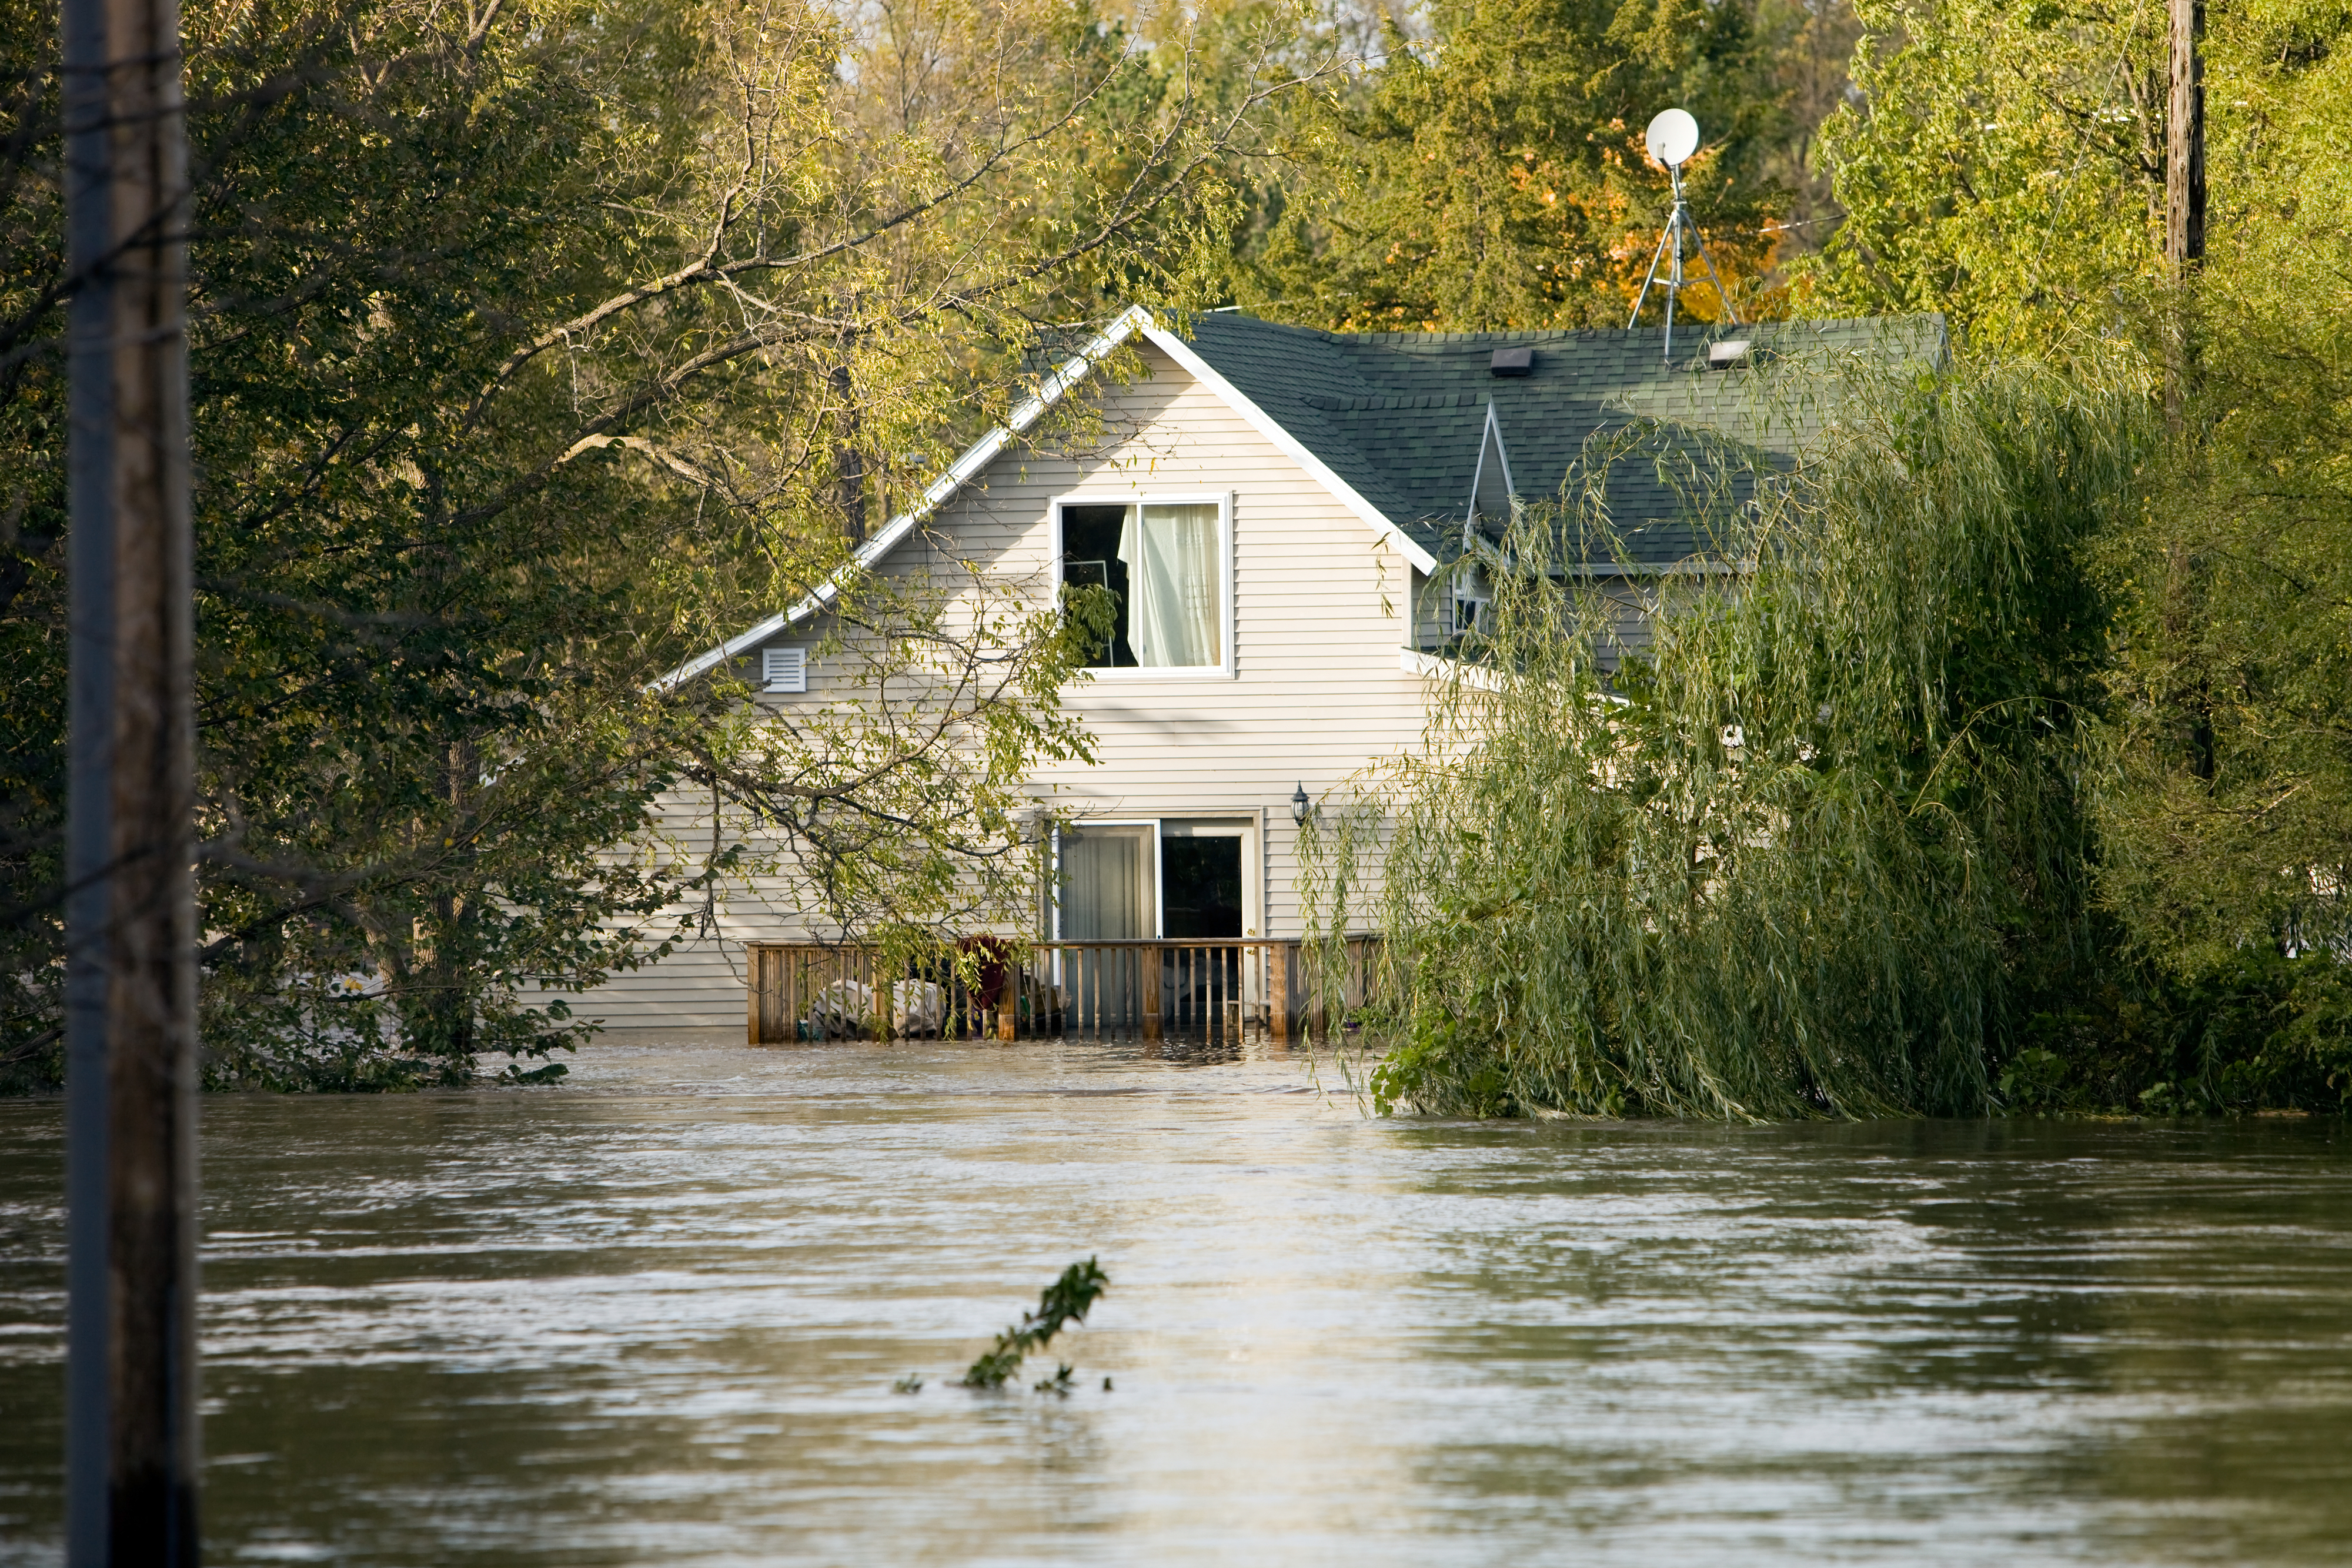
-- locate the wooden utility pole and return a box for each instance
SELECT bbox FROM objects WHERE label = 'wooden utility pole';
[62,0,201,1557]
[2166,0,2206,274]
[2165,0,2205,427]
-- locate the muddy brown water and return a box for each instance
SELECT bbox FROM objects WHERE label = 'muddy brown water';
[2,1039,2349,1566]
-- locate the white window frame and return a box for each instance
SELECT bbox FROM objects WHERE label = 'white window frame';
[1049,489,1235,680]
[1049,815,1262,940]
[1157,816,1262,940]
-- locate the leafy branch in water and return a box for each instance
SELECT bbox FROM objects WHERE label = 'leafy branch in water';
[958,1258,1110,1393]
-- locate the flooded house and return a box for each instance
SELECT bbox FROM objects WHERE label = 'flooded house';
[563,306,1935,1041]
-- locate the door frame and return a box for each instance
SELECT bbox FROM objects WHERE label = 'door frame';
[1155,815,1261,940]
[1049,818,1163,941]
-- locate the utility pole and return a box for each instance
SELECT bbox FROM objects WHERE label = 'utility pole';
[62,0,201,1557]
[2166,0,2206,274]
[2160,0,2214,778]
[2165,0,2204,426]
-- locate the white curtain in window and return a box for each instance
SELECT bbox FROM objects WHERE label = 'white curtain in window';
[1060,828,1150,940]
[1118,503,1221,667]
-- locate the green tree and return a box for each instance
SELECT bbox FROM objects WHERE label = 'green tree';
[1240,0,1791,330]
[1305,352,2149,1118]
[1,0,1318,1089]
[1804,0,2167,349]
[1812,0,2352,1107]
[2086,0,2352,1108]
[1749,0,1863,273]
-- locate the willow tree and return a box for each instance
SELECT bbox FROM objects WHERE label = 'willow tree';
[1304,355,2150,1118]
[1810,0,2352,1108]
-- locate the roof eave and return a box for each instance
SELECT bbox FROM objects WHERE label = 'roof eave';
[647,306,1155,693]
[1137,322,1439,575]
[650,304,1439,694]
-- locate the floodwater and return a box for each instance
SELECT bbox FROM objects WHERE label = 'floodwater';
[2,1042,2350,1567]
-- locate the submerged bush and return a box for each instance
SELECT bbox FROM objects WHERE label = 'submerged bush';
[1307,353,2153,1119]
[958,1258,1111,1393]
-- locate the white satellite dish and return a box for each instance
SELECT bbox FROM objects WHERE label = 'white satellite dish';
[1628,105,1739,356]
[1645,107,1700,168]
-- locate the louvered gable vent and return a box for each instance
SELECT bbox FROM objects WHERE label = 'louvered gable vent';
[763,646,806,693]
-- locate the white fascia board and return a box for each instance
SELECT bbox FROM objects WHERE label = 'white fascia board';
[1136,322,1439,576]
[648,307,1154,693]
[1401,646,1630,706]
[1401,646,1505,691]
[1484,401,1515,498]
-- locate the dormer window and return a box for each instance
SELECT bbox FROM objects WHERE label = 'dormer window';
[1449,563,1492,638]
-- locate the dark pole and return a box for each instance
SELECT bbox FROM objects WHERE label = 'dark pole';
[831,356,866,549]
[2164,0,2204,427]
[2166,0,2205,275]
[62,0,201,1556]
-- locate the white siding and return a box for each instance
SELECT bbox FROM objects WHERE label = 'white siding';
[550,344,1444,1034]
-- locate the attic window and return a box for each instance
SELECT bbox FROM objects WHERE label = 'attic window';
[1489,346,1534,377]
[1708,339,1753,370]
[763,646,806,693]
[1059,498,1228,671]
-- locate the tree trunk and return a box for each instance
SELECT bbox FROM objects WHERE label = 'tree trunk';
[831,358,866,548]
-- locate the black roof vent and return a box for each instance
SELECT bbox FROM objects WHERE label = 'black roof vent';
[1707,338,1754,370]
[1488,346,1534,377]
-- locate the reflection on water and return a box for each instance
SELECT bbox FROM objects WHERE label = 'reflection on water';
[2,1041,2349,1566]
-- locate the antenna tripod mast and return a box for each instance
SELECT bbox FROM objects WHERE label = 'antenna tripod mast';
[1627,108,1739,362]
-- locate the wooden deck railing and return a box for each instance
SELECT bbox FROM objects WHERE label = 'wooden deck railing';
[744,937,1384,1047]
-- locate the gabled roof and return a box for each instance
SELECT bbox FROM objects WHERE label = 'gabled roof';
[654,306,1943,690]
[652,306,1157,692]
[1179,311,1946,566]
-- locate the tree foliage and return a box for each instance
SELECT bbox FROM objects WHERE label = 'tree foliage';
[1305,353,2150,1118]
[686,568,1120,955]
[1810,0,2352,1107]
[1,0,1319,1089]
[1803,0,2169,347]
[2082,0,2352,1106]
[1238,0,1795,329]
[958,1256,1110,1391]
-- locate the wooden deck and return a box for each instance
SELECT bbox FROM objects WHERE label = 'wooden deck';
[744,938,1381,1047]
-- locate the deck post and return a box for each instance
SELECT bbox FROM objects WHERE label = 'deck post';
[746,947,760,1045]
[1270,942,1289,1044]
[1141,945,1161,1042]
[790,952,803,1044]
[767,947,781,1045]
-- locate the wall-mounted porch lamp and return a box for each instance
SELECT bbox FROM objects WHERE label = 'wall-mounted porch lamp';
[1291,783,1312,828]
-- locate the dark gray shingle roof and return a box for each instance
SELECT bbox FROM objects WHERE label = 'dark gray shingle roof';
[1181,312,1946,568]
